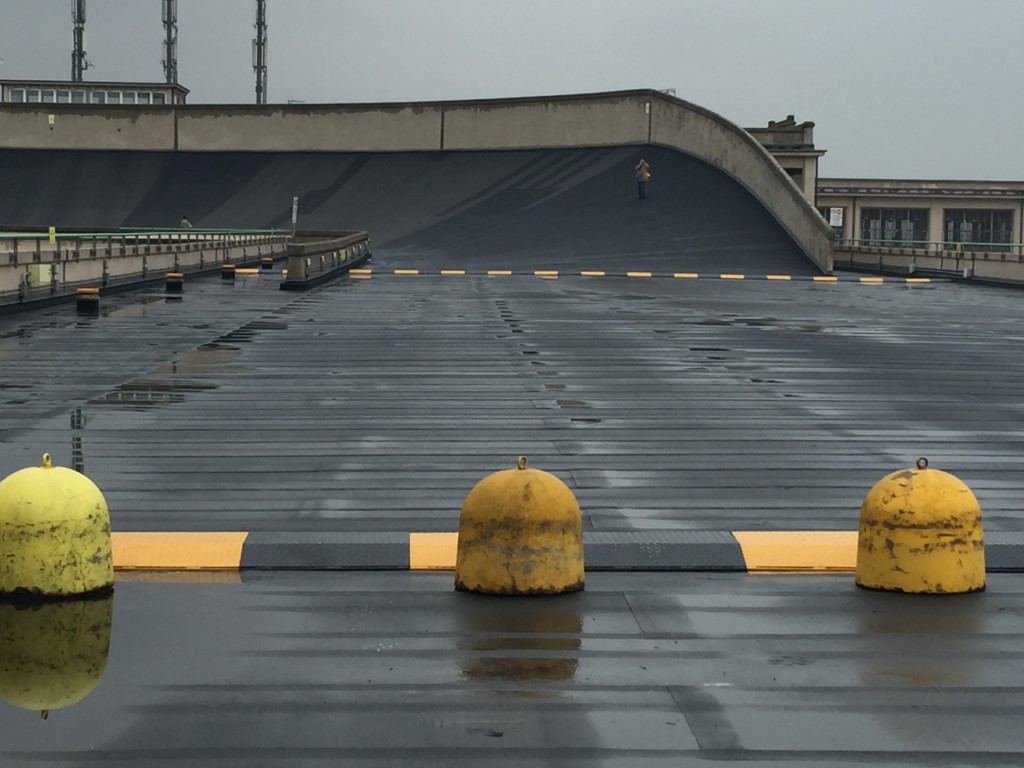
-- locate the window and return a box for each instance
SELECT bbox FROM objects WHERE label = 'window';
[137,92,151,105]
[57,90,71,104]
[91,91,106,104]
[27,90,41,103]
[106,91,121,104]
[9,88,26,103]
[860,208,929,246]
[152,93,166,105]
[121,91,136,105]
[71,90,85,104]
[944,209,1013,251]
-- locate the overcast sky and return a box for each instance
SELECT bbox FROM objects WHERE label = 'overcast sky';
[1,0,1020,179]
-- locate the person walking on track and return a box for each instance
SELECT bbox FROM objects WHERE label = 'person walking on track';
[634,159,651,200]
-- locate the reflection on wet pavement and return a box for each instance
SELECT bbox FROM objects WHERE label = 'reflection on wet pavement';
[0,595,113,720]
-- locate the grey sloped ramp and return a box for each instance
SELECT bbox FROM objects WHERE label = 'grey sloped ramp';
[0,145,818,275]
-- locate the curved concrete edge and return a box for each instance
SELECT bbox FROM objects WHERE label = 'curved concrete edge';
[108,530,1024,573]
[1,89,832,272]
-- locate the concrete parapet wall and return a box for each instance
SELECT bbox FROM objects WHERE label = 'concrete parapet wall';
[0,233,287,308]
[0,90,832,270]
[0,107,175,150]
[177,106,441,151]
[835,244,1024,285]
[442,94,649,149]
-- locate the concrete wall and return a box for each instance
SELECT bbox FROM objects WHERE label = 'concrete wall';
[177,106,441,151]
[0,90,833,270]
[0,107,175,150]
[0,234,285,306]
[834,243,1024,284]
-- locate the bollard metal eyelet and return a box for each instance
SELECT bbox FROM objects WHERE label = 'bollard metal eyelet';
[916,456,929,470]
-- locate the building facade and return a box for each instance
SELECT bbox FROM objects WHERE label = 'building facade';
[0,79,188,106]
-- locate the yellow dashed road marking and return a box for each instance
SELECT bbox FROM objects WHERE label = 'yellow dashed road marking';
[765,274,792,281]
[813,275,839,282]
[534,270,559,277]
[350,268,372,275]
[394,268,419,275]
[673,272,699,278]
[580,270,606,277]
[487,270,512,276]
[859,277,884,284]
[720,274,745,280]
[441,269,466,275]
[905,277,932,283]
[627,271,652,278]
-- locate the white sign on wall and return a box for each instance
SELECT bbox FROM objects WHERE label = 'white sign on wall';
[829,207,844,227]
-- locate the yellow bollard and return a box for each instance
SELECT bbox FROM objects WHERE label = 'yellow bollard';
[0,453,113,599]
[0,595,112,719]
[75,287,100,315]
[455,456,584,595]
[856,457,984,594]
[165,271,184,293]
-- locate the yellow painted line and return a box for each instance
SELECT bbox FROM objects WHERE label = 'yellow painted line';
[350,274,372,279]
[409,532,458,570]
[487,269,513,276]
[765,274,792,281]
[112,532,248,570]
[812,275,839,282]
[534,270,559,277]
[859,277,885,284]
[733,531,857,572]
[441,269,466,276]
[905,277,932,283]
[627,271,652,278]
[350,268,373,275]
[394,268,420,275]
[235,268,261,275]
[580,270,606,277]
[720,274,745,280]
[673,272,699,279]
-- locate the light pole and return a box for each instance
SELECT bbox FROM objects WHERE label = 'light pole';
[71,0,90,82]
[253,0,268,104]
[162,0,178,84]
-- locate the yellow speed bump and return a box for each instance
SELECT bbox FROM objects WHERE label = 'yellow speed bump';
[765,274,792,281]
[813,275,839,282]
[111,532,248,570]
[673,272,699,279]
[859,277,885,284]
[487,270,512,276]
[534,270,559,278]
[855,457,984,594]
[627,271,652,278]
[580,270,606,277]
[409,532,458,570]
[720,273,745,280]
[394,269,419,275]
[441,269,466,276]
[733,531,857,571]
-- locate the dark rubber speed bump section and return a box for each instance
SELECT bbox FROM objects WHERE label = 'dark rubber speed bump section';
[240,532,408,570]
[983,531,1024,572]
[583,531,744,570]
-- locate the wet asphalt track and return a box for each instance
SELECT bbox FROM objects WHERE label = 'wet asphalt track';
[3,144,1024,764]
[2,571,1024,767]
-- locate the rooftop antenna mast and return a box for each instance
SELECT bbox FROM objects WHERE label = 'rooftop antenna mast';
[71,0,90,82]
[162,0,178,84]
[253,0,268,104]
